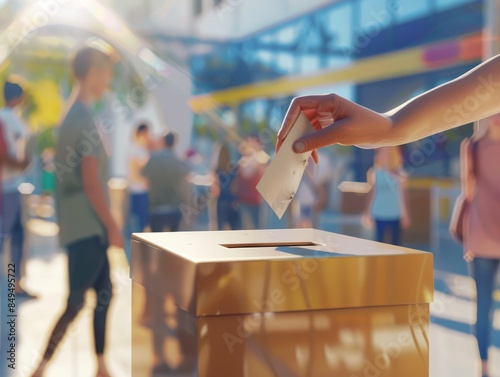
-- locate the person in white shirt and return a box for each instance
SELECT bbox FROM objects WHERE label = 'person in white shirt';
[0,80,35,298]
[127,123,152,238]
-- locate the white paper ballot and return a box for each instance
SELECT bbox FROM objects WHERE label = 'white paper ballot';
[257,112,314,219]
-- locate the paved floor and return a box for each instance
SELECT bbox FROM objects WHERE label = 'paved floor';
[4,219,132,377]
[2,210,500,377]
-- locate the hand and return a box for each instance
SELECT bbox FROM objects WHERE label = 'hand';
[107,223,124,249]
[401,214,411,229]
[362,213,373,230]
[464,250,475,262]
[276,94,393,159]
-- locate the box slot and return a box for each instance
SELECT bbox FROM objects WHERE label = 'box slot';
[220,241,320,248]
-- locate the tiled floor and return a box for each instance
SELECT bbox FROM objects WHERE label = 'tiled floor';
[2,213,500,377]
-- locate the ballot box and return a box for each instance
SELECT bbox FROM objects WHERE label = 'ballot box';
[131,228,433,377]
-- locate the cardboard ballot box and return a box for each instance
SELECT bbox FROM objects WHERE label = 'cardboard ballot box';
[131,229,433,377]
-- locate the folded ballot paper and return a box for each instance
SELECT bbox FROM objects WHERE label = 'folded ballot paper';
[257,112,314,219]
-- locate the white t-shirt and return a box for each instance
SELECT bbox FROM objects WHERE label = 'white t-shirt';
[128,143,149,193]
[296,153,332,207]
[0,107,29,193]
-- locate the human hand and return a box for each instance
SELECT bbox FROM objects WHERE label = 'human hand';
[361,213,373,230]
[401,214,411,229]
[108,223,124,249]
[464,250,475,262]
[276,94,393,159]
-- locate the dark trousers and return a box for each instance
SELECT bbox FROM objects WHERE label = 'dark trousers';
[42,236,112,360]
[0,191,24,281]
[150,209,182,232]
[469,257,499,361]
[217,201,241,230]
[375,219,401,245]
[130,192,149,232]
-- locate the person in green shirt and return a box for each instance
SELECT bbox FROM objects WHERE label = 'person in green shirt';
[32,45,122,377]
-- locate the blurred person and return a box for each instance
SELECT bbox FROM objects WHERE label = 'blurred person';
[139,132,193,374]
[213,143,241,230]
[293,159,317,228]
[31,45,122,377]
[275,54,500,376]
[276,55,500,156]
[141,131,191,232]
[41,147,56,198]
[460,114,500,377]
[235,137,266,229]
[311,150,332,228]
[127,122,152,233]
[0,79,35,298]
[294,153,331,229]
[362,147,410,245]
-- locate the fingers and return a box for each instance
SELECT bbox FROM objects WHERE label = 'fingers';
[277,98,306,144]
[277,96,327,142]
[312,150,319,164]
[293,119,347,153]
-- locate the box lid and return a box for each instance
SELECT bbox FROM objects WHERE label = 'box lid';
[131,228,433,317]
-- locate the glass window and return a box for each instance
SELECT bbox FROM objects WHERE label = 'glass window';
[304,23,323,50]
[395,0,432,23]
[359,0,393,29]
[268,99,292,132]
[300,54,320,74]
[277,24,298,45]
[324,2,354,62]
[256,50,273,65]
[259,33,275,44]
[436,0,476,11]
[277,53,295,74]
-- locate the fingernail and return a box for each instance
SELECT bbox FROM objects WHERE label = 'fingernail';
[294,141,305,153]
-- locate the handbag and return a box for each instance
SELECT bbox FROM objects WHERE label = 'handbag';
[449,139,477,244]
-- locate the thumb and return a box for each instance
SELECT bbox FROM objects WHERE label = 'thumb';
[292,120,346,153]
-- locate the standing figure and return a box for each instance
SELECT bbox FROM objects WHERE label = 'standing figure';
[461,114,500,377]
[363,147,410,245]
[128,123,152,233]
[32,45,122,377]
[235,137,266,229]
[141,131,191,232]
[0,79,35,297]
[213,144,241,230]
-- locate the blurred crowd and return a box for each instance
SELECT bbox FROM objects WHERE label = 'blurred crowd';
[0,36,499,376]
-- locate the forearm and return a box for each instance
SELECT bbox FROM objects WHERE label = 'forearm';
[84,183,116,229]
[383,55,500,146]
[363,189,374,215]
[400,188,409,218]
[82,157,116,230]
